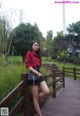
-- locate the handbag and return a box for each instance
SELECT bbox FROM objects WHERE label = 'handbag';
[27,72,39,85]
[27,54,39,85]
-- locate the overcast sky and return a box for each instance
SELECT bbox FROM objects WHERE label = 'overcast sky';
[0,0,80,37]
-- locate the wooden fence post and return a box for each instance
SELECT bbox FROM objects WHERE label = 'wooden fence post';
[74,67,76,80]
[62,67,65,88]
[22,73,30,116]
[52,70,56,98]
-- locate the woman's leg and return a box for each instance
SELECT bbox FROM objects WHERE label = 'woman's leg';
[39,81,49,98]
[31,85,42,116]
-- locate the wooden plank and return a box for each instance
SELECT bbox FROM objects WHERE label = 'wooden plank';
[0,80,24,107]
[64,67,74,70]
[56,77,63,82]
[76,69,80,71]
[65,73,74,77]
[21,112,24,116]
[64,70,73,73]
[76,72,80,74]
[38,78,80,116]
[9,97,24,116]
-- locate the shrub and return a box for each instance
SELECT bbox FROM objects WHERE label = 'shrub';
[0,63,26,101]
[73,57,80,65]
[51,54,57,59]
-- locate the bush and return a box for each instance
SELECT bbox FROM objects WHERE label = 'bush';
[51,54,57,59]
[0,55,7,66]
[73,57,80,65]
[66,56,80,65]
[0,64,26,101]
[67,57,74,63]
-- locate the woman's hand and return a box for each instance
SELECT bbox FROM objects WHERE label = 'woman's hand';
[37,72,42,77]
[28,67,42,77]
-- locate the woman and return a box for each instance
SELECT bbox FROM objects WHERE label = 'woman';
[25,41,49,116]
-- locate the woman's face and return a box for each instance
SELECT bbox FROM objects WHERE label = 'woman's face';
[32,42,39,52]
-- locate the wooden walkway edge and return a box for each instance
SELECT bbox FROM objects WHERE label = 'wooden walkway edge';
[41,78,80,116]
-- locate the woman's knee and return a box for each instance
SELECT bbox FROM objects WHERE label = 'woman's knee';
[40,81,49,95]
[33,95,39,102]
[44,89,49,95]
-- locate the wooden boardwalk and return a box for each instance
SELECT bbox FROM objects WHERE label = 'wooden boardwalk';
[40,78,80,116]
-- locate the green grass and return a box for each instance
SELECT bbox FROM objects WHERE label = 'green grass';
[0,56,48,101]
[0,64,26,101]
[4,56,80,69]
[7,56,22,63]
[42,57,80,69]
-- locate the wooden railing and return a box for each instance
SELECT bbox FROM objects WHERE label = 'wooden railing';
[0,65,65,116]
[0,79,24,116]
[63,67,80,80]
[52,68,65,98]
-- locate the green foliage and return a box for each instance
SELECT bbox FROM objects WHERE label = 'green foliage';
[51,21,80,63]
[51,31,66,59]
[51,54,57,59]
[0,56,26,101]
[0,63,26,101]
[0,16,11,55]
[41,30,53,57]
[67,21,80,35]
[11,23,43,60]
[7,56,22,64]
[67,21,80,49]
[42,56,80,68]
[46,30,53,39]
[40,30,54,57]
[67,56,80,65]
[0,55,7,66]
[0,56,25,114]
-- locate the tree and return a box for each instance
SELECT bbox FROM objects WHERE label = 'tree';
[46,30,53,39]
[67,21,80,35]
[0,18,4,53]
[51,31,66,59]
[51,21,80,61]
[42,30,53,57]
[11,23,43,61]
[0,9,19,59]
[0,16,12,57]
[67,21,80,54]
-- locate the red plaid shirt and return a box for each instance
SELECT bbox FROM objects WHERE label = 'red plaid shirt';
[25,51,41,68]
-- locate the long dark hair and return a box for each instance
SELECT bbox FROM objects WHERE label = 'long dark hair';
[30,40,41,64]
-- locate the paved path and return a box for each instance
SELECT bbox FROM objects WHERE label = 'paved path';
[41,78,80,116]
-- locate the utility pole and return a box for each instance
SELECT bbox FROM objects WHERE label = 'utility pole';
[19,10,23,23]
[0,0,1,8]
[0,0,3,9]
[62,0,66,35]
